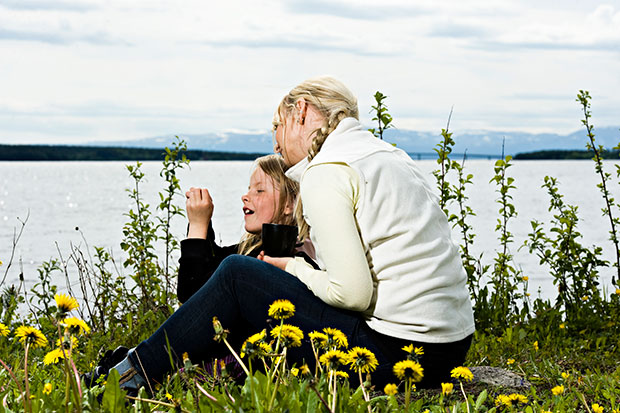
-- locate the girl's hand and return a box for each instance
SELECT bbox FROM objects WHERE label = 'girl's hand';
[257,251,292,271]
[186,187,214,239]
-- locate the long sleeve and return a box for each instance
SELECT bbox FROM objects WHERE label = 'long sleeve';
[285,163,373,311]
[177,222,238,303]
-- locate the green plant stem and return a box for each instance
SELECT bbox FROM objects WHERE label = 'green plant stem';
[309,380,333,413]
[0,357,26,412]
[24,342,32,413]
[222,338,249,376]
[358,371,371,413]
[578,91,620,283]
[404,379,411,410]
[459,381,470,413]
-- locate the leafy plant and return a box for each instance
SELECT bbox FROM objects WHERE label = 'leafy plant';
[368,91,393,140]
[577,90,620,289]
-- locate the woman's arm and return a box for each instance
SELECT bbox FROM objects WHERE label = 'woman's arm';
[285,163,373,311]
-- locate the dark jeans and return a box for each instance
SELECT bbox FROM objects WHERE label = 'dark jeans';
[130,255,472,388]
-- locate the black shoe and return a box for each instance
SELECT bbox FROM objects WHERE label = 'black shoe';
[83,346,130,387]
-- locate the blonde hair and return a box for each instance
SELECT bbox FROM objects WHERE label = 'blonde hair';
[275,76,359,239]
[237,154,298,255]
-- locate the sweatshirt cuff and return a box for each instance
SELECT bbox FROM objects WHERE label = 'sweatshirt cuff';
[180,238,209,259]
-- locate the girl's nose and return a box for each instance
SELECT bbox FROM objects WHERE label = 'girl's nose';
[241,193,249,203]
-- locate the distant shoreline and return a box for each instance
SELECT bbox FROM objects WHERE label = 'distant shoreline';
[0,144,616,161]
[0,144,267,161]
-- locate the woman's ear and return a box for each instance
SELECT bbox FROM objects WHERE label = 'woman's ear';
[296,98,307,123]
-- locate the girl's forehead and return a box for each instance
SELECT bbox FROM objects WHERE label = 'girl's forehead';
[250,167,271,185]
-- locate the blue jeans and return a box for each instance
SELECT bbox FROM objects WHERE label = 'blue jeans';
[130,255,471,388]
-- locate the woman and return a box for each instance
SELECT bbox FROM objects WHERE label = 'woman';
[110,77,474,392]
[178,154,306,303]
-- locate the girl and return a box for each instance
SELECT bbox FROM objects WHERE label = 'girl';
[177,154,303,303]
[109,77,474,392]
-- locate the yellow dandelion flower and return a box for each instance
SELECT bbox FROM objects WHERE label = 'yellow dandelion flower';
[44,348,65,365]
[384,383,398,396]
[241,329,269,358]
[319,349,348,370]
[560,323,566,329]
[165,393,173,400]
[506,358,515,365]
[592,404,604,413]
[300,364,311,376]
[495,394,512,408]
[615,288,620,295]
[402,344,424,356]
[333,370,349,380]
[0,323,9,337]
[291,367,299,376]
[533,341,539,351]
[508,393,528,404]
[450,366,474,382]
[62,317,90,335]
[393,360,424,382]
[182,352,190,362]
[346,347,379,374]
[54,293,79,314]
[441,382,453,395]
[268,299,295,320]
[241,339,272,358]
[308,331,329,349]
[323,327,348,349]
[522,276,529,281]
[56,335,78,350]
[582,295,589,301]
[561,372,570,380]
[15,325,48,348]
[43,383,53,395]
[270,324,304,347]
[551,385,564,395]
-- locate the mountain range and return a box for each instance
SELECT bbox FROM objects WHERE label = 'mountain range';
[89,126,620,157]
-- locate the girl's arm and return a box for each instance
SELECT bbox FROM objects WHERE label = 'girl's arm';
[178,187,237,303]
[178,223,237,303]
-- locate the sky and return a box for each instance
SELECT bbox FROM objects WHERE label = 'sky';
[0,0,619,146]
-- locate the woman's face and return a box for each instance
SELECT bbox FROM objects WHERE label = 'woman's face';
[241,167,280,234]
[273,110,312,167]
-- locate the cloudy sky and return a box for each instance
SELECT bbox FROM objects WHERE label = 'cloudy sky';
[0,0,619,146]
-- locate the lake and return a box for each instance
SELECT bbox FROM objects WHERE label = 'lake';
[1,159,618,302]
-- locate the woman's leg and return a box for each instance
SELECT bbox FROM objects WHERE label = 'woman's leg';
[122,254,470,389]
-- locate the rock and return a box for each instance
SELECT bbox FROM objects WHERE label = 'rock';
[469,366,531,390]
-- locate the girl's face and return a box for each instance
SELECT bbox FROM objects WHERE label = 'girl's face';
[241,167,280,234]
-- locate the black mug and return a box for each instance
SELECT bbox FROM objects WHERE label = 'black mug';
[261,223,298,257]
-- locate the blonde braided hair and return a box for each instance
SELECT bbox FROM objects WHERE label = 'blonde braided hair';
[276,76,359,240]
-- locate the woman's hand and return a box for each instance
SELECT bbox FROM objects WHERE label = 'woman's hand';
[257,251,291,271]
[186,187,214,239]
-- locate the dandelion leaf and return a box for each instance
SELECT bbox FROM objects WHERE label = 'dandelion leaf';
[102,368,125,412]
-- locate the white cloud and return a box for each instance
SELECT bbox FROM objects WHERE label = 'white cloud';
[0,0,618,145]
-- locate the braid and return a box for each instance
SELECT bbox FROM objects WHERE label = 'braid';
[278,76,359,241]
